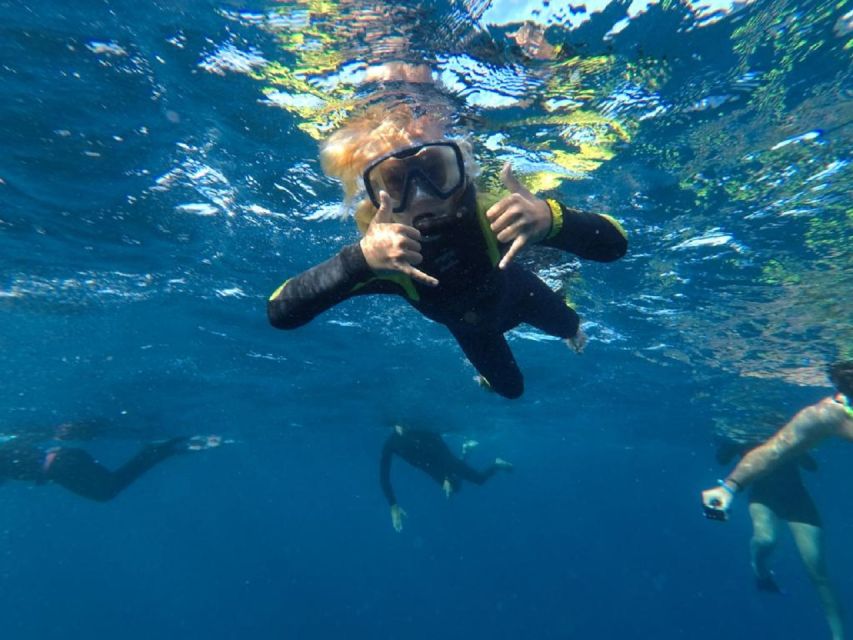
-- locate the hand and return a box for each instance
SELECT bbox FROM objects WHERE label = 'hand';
[565,326,587,354]
[701,486,734,515]
[390,504,407,533]
[359,191,439,287]
[486,163,553,269]
[494,457,514,472]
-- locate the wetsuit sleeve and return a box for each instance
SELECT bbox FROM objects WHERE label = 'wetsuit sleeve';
[540,199,628,262]
[379,438,397,506]
[267,243,379,329]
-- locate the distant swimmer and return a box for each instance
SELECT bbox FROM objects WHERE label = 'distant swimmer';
[0,431,222,502]
[701,361,853,640]
[267,68,627,399]
[380,425,512,532]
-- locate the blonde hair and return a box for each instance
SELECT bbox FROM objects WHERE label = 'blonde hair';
[320,102,477,232]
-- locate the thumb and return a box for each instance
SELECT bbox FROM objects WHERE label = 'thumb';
[501,162,532,197]
[372,190,394,224]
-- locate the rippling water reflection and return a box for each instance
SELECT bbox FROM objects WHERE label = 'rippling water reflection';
[0,0,850,436]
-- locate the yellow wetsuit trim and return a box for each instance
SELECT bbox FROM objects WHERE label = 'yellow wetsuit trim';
[351,274,420,302]
[269,280,289,301]
[380,273,419,301]
[476,193,502,267]
[545,199,563,239]
[600,213,627,240]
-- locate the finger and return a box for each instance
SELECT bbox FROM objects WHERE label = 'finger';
[496,220,526,243]
[402,265,439,287]
[399,237,422,254]
[485,197,510,222]
[490,207,522,235]
[498,235,525,269]
[373,191,394,224]
[501,162,532,198]
[396,224,423,242]
[401,249,424,265]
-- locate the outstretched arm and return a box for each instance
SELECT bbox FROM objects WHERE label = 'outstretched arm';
[702,398,845,516]
[540,200,628,262]
[727,399,842,488]
[267,243,380,329]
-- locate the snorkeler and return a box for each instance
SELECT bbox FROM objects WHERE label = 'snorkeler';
[267,102,627,399]
[717,443,840,600]
[0,430,222,502]
[380,425,512,532]
[708,440,846,640]
[701,361,853,640]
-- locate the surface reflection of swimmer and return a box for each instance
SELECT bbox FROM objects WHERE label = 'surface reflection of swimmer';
[0,430,221,502]
[380,425,512,532]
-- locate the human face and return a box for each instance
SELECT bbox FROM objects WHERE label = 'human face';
[363,142,466,222]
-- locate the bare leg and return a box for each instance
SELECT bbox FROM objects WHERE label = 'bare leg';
[789,521,845,640]
[748,502,781,592]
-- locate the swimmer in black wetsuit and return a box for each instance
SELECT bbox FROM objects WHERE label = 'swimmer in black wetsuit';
[267,103,627,399]
[0,431,219,502]
[380,425,512,532]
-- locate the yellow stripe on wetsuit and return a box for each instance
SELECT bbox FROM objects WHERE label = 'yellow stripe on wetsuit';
[600,213,627,240]
[269,280,289,301]
[545,199,627,241]
[545,199,563,239]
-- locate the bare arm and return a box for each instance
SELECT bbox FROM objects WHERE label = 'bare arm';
[701,397,847,518]
[727,398,843,489]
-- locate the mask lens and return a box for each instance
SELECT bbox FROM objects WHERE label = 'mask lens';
[412,146,457,191]
[367,158,405,209]
[364,143,464,212]
[375,158,407,201]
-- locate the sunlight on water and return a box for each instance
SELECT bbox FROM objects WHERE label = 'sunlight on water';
[0,0,850,433]
[187,0,851,388]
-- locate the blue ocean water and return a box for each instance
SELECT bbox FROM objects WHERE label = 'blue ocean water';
[1,0,851,638]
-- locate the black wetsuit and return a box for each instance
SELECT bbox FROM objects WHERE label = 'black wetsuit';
[379,429,502,505]
[268,186,627,398]
[0,438,185,502]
